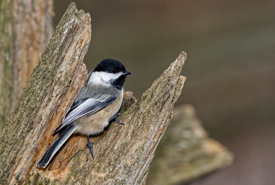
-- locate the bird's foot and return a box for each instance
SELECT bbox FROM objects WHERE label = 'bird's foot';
[109,113,124,125]
[86,135,94,159]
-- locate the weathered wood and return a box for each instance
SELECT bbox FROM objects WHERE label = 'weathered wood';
[147,105,234,185]
[0,0,53,130]
[0,3,90,184]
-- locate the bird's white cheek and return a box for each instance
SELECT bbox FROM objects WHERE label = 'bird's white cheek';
[88,71,123,85]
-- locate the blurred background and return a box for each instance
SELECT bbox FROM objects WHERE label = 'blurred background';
[55,1,275,184]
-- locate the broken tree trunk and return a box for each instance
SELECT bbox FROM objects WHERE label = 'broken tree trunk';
[0,0,53,130]
[0,3,187,184]
[0,2,233,185]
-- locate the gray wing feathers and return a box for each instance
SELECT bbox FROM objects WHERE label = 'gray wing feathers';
[63,96,116,125]
[54,85,118,134]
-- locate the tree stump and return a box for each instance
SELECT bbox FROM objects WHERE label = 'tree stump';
[0,3,233,185]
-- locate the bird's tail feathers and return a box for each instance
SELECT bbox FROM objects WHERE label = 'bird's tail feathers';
[37,124,76,168]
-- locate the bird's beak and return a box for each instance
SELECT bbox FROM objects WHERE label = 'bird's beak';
[123,71,132,75]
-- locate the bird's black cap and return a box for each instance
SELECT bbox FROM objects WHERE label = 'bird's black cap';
[93,59,126,74]
[92,58,131,90]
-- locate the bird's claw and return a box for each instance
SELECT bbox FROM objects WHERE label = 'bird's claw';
[86,136,94,159]
[109,113,124,125]
[115,117,124,125]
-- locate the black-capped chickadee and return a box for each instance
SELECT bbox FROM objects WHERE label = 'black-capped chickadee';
[37,59,131,168]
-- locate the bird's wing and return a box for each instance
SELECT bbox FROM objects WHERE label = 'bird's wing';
[54,92,117,134]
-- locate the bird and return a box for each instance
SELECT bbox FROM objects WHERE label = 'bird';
[37,58,132,168]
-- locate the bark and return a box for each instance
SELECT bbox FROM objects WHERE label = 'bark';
[0,0,53,130]
[147,105,234,185]
[0,3,90,184]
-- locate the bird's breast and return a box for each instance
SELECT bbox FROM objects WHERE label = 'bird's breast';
[75,89,123,135]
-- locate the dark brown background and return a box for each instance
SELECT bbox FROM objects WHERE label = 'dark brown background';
[54,1,275,184]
